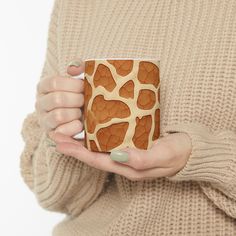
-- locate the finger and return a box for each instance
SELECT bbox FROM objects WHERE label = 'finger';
[111,141,172,170]
[55,142,155,178]
[67,60,85,76]
[37,76,84,95]
[56,142,175,181]
[56,142,121,172]
[54,119,84,136]
[48,131,84,146]
[37,91,84,112]
[43,108,82,129]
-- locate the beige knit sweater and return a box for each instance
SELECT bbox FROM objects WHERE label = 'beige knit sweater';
[20,0,236,235]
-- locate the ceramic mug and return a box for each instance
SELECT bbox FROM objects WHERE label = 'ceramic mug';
[72,58,160,153]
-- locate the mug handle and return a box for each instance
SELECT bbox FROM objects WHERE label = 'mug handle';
[71,73,85,140]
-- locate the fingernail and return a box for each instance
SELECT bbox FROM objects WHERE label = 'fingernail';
[110,150,129,162]
[48,143,56,147]
[46,137,56,147]
[67,60,82,68]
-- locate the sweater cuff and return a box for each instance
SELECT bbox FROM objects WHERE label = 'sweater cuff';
[162,122,236,187]
[20,111,44,190]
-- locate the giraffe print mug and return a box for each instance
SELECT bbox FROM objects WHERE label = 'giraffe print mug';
[73,58,160,153]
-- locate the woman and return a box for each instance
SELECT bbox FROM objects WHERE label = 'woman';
[20,0,236,235]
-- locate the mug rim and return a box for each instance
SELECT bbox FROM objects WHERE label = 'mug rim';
[84,57,160,62]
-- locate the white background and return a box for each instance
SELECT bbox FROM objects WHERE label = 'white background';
[0,0,65,235]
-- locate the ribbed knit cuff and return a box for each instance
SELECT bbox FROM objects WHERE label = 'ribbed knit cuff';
[32,132,109,215]
[20,111,44,190]
[162,123,236,189]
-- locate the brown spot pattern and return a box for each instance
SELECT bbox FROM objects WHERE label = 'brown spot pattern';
[85,60,95,76]
[84,59,160,151]
[137,61,159,88]
[94,64,116,92]
[91,95,131,123]
[83,77,92,119]
[132,115,152,149]
[119,80,134,99]
[152,109,160,141]
[86,110,97,133]
[84,131,88,149]
[89,140,99,152]
[137,89,156,110]
[107,60,133,76]
[97,122,129,152]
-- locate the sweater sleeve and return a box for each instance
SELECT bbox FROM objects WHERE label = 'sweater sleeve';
[162,122,236,219]
[19,0,109,217]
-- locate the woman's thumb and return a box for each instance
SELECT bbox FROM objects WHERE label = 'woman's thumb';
[67,58,85,77]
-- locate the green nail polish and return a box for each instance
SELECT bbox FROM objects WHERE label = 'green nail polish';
[110,150,129,162]
[67,60,82,67]
[48,143,56,147]
[46,138,56,147]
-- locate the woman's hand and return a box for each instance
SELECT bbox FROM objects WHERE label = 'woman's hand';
[35,59,85,136]
[48,131,192,181]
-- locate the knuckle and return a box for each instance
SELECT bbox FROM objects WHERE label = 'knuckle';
[51,109,64,125]
[52,92,62,107]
